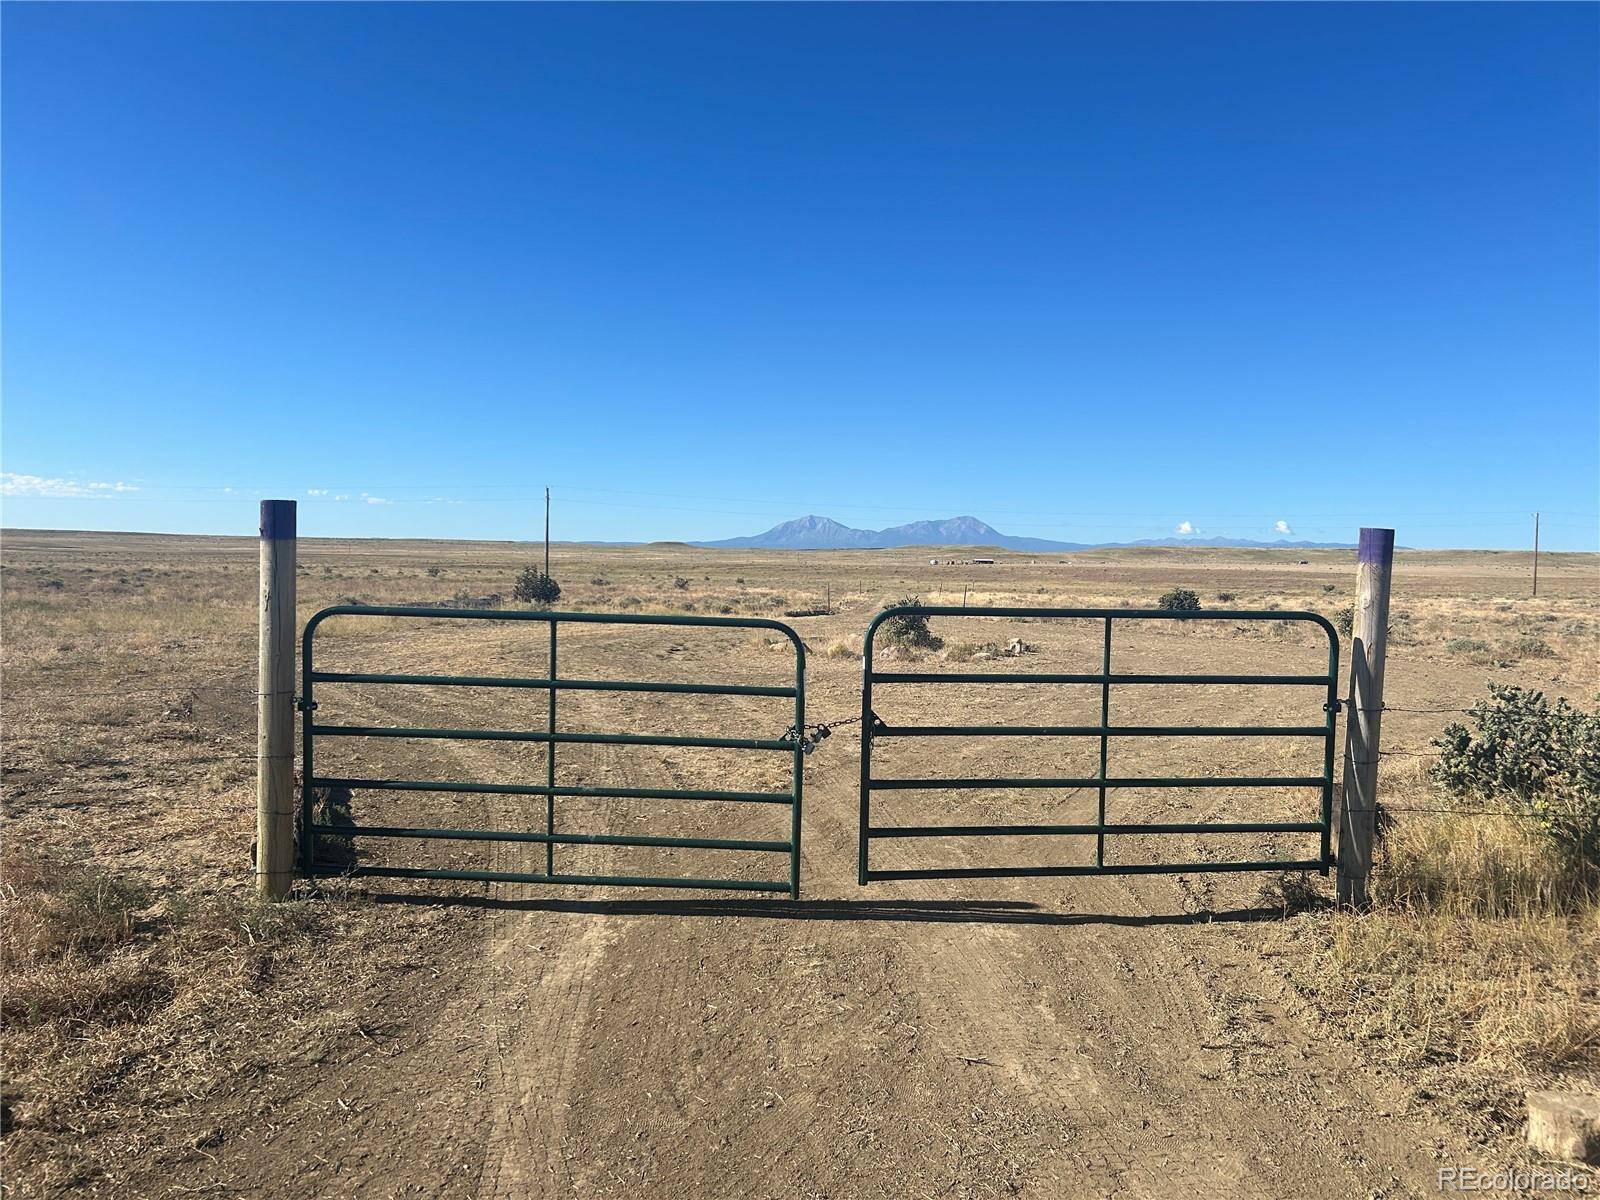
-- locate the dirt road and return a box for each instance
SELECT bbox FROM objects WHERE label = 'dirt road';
[198,613,1486,1200]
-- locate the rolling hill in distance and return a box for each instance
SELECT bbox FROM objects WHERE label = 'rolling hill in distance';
[694,515,1354,552]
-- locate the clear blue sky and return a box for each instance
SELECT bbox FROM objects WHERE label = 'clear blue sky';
[3,3,1596,549]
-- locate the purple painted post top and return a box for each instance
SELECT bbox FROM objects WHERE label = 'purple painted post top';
[260,499,297,541]
[1358,527,1394,565]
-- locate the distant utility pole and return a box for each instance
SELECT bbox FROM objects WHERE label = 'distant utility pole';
[1532,512,1540,598]
[544,486,551,578]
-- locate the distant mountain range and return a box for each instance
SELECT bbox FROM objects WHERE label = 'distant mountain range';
[694,515,1353,552]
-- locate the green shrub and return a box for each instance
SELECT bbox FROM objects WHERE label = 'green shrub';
[1432,685,1600,870]
[881,597,943,651]
[1335,605,1353,637]
[1156,588,1201,612]
[1445,636,1490,656]
[1505,634,1556,661]
[512,568,561,605]
[1215,592,1235,603]
[673,576,690,590]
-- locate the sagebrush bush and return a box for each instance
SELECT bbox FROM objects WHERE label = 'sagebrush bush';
[1506,633,1556,661]
[1432,685,1600,870]
[511,568,561,605]
[881,597,943,651]
[1156,587,1200,612]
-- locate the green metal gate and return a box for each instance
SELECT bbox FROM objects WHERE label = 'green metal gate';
[299,605,806,896]
[858,606,1339,884]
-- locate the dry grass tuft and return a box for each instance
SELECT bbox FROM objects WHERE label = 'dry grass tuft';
[1312,903,1599,1073]
[1284,813,1600,1081]
[0,844,333,1188]
[1375,813,1597,918]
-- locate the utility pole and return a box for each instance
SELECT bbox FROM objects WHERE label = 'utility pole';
[544,486,551,578]
[1532,511,1540,598]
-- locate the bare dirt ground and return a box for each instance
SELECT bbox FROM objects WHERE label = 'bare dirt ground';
[3,530,1596,1198]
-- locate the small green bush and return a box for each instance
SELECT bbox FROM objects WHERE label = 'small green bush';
[1335,605,1353,637]
[881,597,943,651]
[1505,634,1557,661]
[1156,588,1201,612]
[1432,685,1600,870]
[1445,637,1490,656]
[511,568,561,605]
[673,576,690,590]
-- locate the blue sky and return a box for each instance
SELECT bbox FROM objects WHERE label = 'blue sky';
[3,3,1596,549]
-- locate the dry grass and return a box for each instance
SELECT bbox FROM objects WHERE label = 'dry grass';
[1317,904,1599,1073]
[1287,814,1599,1068]
[0,841,415,1196]
[2,529,1598,1189]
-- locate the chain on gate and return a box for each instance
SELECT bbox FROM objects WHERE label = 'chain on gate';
[783,715,861,755]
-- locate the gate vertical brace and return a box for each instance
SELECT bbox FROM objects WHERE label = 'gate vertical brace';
[1320,624,1340,874]
[299,599,317,878]
[858,637,873,887]
[791,645,805,899]
[1096,617,1111,867]
[546,621,557,876]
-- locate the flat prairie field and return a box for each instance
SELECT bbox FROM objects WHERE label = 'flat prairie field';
[3,528,1596,1199]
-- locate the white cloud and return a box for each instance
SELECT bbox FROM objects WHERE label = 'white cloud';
[1175,520,1196,536]
[0,473,139,498]
[307,488,329,496]
[1274,519,1293,535]
[363,494,393,506]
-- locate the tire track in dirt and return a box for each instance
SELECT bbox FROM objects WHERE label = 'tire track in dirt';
[279,621,1486,1199]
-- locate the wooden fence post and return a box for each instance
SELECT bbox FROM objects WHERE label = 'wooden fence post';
[1336,527,1394,909]
[256,500,297,899]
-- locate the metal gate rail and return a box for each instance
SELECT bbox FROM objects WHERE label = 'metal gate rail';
[858,606,1339,884]
[300,605,806,896]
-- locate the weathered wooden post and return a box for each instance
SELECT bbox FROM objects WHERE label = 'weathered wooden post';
[1336,527,1394,909]
[256,499,297,899]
